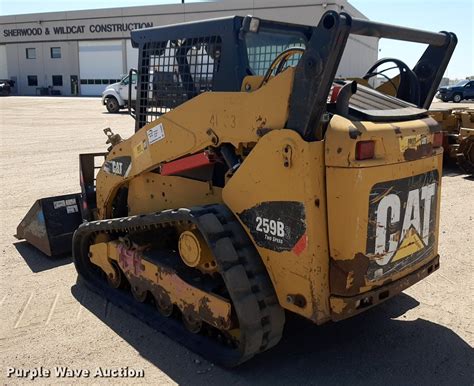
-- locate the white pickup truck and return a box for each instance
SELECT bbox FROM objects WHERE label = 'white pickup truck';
[102,73,137,113]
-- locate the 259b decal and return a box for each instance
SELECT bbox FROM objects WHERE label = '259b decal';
[255,217,285,238]
[239,201,306,252]
[366,170,439,280]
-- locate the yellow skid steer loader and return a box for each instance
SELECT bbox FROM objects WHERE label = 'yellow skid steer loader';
[16,12,456,366]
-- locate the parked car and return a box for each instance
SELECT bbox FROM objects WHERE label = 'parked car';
[0,79,15,96]
[437,80,474,103]
[102,73,137,113]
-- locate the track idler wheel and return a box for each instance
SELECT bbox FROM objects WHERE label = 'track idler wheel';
[182,312,202,334]
[155,296,173,317]
[178,229,217,274]
[106,261,125,289]
[130,283,148,303]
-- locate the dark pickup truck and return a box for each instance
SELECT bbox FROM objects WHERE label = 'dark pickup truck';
[0,79,15,96]
[437,79,474,103]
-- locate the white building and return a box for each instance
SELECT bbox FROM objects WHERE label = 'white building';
[0,0,378,96]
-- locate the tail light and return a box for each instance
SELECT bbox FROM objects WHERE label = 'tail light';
[433,132,443,148]
[356,140,375,160]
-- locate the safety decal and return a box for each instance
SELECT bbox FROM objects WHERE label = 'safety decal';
[147,123,165,145]
[399,134,429,152]
[133,139,148,157]
[66,205,79,214]
[366,170,439,281]
[53,200,66,209]
[238,201,306,253]
[103,156,132,177]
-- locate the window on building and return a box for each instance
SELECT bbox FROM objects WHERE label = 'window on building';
[52,75,63,86]
[26,48,36,59]
[27,75,38,86]
[50,47,61,59]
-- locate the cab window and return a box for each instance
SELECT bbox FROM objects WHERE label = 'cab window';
[121,74,137,85]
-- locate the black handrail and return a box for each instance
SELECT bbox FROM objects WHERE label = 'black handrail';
[128,68,138,119]
[350,18,448,47]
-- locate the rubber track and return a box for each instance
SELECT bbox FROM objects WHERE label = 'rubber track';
[72,204,285,367]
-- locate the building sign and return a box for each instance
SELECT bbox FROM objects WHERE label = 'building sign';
[3,22,153,38]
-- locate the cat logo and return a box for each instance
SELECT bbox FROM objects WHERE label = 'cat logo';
[103,156,132,177]
[366,170,439,280]
[111,161,123,175]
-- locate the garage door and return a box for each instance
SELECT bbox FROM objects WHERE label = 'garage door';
[79,41,124,96]
[0,45,8,79]
[126,39,139,71]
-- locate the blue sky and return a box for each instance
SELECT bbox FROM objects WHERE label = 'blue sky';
[1,0,472,78]
[350,0,473,79]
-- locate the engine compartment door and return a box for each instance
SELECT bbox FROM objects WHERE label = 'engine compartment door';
[325,114,442,296]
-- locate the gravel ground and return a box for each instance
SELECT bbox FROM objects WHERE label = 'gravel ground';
[0,97,472,385]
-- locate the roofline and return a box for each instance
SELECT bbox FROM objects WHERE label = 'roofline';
[0,0,368,24]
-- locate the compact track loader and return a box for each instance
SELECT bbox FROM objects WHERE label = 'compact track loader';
[17,12,457,366]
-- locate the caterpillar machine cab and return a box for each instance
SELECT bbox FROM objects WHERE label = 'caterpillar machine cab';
[16,12,456,366]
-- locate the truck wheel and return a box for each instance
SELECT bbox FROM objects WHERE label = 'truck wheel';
[106,97,120,113]
[453,93,462,103]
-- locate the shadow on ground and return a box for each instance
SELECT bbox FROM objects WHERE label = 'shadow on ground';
[13,241,71,273]
[71,283,473,386]
[442,163,465,177]
[101,111,130,115]
[442,164,473,180]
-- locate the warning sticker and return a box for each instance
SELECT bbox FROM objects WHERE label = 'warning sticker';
[133,139,148,157]
[399,134,428,153]
[53,200,66,209]
[66,205,79,214]
[65,198,76,206]
[147,123,165,145]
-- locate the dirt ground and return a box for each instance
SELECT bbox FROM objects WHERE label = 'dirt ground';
[0,97,472,385]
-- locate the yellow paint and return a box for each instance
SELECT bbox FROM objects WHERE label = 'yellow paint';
[127,173,222,215]
[329,297,347,315]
